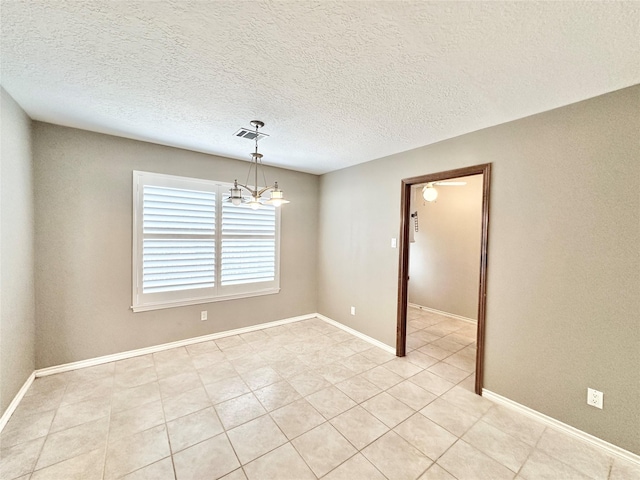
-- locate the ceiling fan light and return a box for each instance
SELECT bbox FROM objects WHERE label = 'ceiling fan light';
[422,184,438,202]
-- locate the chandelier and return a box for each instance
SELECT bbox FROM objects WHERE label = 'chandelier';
[228,120,289,209]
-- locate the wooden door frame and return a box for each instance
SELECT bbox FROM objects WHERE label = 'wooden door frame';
[396,163,491,395]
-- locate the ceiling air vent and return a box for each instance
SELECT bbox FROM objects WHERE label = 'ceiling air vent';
[233,127,269,141]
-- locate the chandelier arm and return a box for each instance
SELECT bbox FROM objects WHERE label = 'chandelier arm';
[235,183,258,196]
[235,183,276,200]
[257,185,277,197]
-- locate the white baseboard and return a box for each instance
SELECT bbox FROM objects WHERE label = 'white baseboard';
[3,311,393,435]
[36,313,317,378]
[316,314,396,355]
[33,310,396,380]
[0,371,35,432]
[408,303,477,325]
[5,313,637,467]
[482,389,640,466]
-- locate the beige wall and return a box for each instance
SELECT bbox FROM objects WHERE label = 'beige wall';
[4,85,638,454]
[318,86,640,453]
[0,88,35,415]
[33,123,318,368]
[408,174,482,319]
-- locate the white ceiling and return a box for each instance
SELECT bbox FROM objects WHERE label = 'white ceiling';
[1,1,638,175]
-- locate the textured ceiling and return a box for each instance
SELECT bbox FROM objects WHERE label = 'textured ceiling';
[1,1,639,174]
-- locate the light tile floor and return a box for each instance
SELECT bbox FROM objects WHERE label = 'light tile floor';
[1,310,638,479]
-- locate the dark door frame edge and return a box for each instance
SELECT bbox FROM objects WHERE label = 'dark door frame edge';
[396,163,492,396]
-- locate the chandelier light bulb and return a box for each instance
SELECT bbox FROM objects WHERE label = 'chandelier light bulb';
[265,183,289,207]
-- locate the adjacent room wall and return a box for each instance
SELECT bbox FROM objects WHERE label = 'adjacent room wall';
[0,87,35,416]
[33,123,319,369]
[317,86,640,453]
[408,174,482,319]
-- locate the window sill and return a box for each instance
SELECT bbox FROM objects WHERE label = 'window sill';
[131,287,280,312]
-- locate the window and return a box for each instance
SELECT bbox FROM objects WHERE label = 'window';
[132,171,280,312]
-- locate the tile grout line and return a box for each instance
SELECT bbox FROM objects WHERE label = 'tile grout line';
[470,411,535,477]
[6,314,468,480]
[219,326,296,476]
[100,376,115,480]
[227,324,317,476]
[27,376,71,478]
[535,427,616,480]
[155,352,178,480]
[10,312,636,479]
[11,380,63,476]
[483,388,639,467]
[512,425,545,480]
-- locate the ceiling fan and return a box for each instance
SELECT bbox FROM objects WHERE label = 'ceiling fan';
[421,181,466,202]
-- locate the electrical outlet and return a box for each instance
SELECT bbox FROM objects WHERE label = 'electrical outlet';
[350,306,356,315]
[587,388,603,409]
[200,311,208,321]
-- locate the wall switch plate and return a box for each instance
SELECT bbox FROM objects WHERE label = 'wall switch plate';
[200,311,208,321]
[391,238,397,248]
[587,388,603,409]
[350,306,356,315]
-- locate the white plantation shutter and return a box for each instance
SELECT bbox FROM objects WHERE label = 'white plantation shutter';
[221,201,276,286]
[142,186,216,293]
[142,239,215,292]
[132,171,280,312]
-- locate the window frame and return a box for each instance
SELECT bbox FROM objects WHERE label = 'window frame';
[132,171,281,312]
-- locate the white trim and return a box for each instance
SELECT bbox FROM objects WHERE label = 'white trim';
[316,314,396,355]
[131,288,280,312]
[34,312,397,379]
[132,170,282,313]
[0,371,35,433]
[408,303,477,324]
[9,312,637,467]
[483,389,640,466]
[36,313,316,378]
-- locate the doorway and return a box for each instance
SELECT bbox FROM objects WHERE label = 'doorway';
[396,164,491,395]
